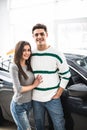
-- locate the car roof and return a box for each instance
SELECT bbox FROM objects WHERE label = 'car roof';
[64,53,85,60]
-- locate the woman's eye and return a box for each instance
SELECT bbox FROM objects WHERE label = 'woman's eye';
[28,49,31,51]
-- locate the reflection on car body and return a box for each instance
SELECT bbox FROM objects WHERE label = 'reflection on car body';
[0,55,13,72]
[0,53,87,130]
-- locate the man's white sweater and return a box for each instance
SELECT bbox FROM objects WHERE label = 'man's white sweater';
[31,46,71,102]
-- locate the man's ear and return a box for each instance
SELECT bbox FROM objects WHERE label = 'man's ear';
[46,32,48,37]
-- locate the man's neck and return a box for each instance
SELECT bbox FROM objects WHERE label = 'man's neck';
[37,45,50,51]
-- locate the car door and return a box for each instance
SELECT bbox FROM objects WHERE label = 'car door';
[61,66,87,130]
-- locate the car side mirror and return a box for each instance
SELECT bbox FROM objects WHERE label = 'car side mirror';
[67,83,87,98]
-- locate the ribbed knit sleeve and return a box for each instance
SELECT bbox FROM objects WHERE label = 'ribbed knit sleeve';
[10,64,22,93]
[56,52,71,89]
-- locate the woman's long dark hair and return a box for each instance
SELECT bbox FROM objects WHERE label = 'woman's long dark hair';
[14,41,32,79]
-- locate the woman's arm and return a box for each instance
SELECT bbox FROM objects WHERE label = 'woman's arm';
[20,75,43,93]
[10,64,42,94]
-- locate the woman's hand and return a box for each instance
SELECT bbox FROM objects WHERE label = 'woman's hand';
[33,75,43,88]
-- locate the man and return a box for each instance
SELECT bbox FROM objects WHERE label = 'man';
[31,23,71,130]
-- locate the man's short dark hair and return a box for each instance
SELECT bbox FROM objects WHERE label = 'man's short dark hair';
[32,23,47,33]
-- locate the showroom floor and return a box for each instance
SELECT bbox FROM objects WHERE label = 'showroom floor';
[0,121,16,130]
[0,126,16,130]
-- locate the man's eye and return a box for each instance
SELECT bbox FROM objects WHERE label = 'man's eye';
[34,32,45,37]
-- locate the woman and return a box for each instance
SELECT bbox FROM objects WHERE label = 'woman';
[10,41,42,130]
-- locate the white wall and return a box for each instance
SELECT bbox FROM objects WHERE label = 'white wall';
[0,0,10,55]
[1,0,87,56]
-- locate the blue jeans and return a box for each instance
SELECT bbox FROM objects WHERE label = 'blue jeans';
[33,98,66,130]
[10,100,32,130]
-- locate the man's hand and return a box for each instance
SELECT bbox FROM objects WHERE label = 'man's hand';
[52,87,64,99]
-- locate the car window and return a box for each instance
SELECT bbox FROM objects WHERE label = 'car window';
[76,57,87,70]
[0,56,13,71]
